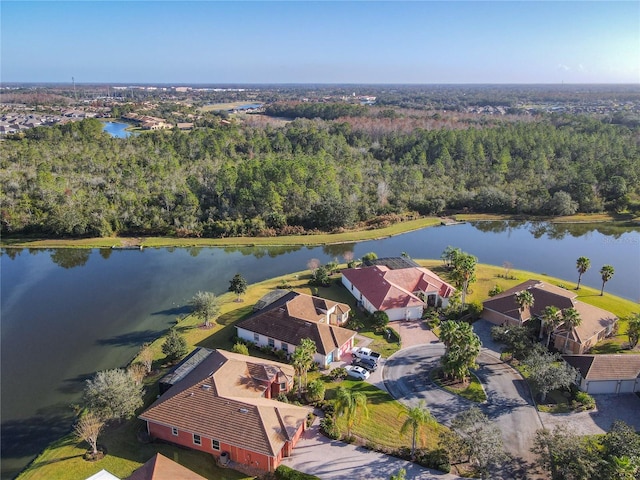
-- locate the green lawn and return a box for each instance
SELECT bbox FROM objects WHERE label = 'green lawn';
[323,380,447,451]
[18,260,638,479]
[430,369,487,403]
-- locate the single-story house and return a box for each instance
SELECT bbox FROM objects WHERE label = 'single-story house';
[482,279,618,354]
[562,354,640,394]
[139,349,310,473]
[341,257,455,321]
[236,291,355,367]
[127,453,206,480]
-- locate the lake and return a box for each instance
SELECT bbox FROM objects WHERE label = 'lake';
[101,121,135,138]
[1,221,639,479]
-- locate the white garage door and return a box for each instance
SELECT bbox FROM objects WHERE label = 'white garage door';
[586,380,618,394]
[618,380,637,394]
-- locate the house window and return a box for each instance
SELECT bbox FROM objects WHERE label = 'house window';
[254,333,260,342]
[268,338,275,348]
[212,439,220,450]
[193,434,201,446]
[171,427,178,436]
[281,342,288,352]
[280,382,287,391]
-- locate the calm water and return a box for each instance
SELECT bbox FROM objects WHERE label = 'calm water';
[1,221,639,478]
[102,121,134,138]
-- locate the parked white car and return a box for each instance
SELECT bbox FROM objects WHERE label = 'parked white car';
[351,347,381,364]
[346,365,370,380]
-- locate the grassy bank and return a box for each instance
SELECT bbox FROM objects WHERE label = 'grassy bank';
[17,261,639,479]
[1,217,441,249]
[455,212,638,224]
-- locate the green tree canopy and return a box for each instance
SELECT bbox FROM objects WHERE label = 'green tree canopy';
[190,291,220,327]
[228,273,248,301]
[83,368,144,421]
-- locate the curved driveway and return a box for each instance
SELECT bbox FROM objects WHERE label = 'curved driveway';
[384,344,542,463]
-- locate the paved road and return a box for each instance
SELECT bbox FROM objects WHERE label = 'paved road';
[384,344,542,464]
[281,421,465,480]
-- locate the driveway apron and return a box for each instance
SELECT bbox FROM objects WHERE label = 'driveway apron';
[384,344,542,463]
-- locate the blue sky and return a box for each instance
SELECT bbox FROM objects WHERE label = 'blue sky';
[1,1,638,84]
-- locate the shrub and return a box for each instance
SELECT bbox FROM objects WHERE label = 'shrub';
[306,379,326,403]
[573,391,596,410]
[276,393,289,403]
[417,448,451,473]
[231,342,249,355]
[488,284,503,297]
[372,310,390,332]
[319,416,340,439]
[275,465,321,480]
[329,367,347,381]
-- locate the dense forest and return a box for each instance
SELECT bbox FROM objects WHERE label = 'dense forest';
[1,113,639,238]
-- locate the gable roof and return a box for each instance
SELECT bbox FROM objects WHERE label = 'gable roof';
[140,350,309,458]
[342,265,454,311]
[237,293,355,355]
[127,453,206,480]
[562,355,640,381]
[86,471,119,480]
[483,280,617,343]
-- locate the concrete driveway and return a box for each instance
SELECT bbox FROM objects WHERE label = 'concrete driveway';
[281,420,465,480]
[383,344,542,464]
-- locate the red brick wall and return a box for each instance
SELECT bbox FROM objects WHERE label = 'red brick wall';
[147,422,276,471]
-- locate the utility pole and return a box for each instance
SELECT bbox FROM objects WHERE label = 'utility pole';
[72,76,77,101]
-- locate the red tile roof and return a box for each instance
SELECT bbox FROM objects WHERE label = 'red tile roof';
[127,453,206,480]
[342,265,454,311]
[139,350,309,458]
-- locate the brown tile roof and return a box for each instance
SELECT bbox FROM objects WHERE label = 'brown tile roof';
[284,293,351,324]
[483,280,617,344]
[563,355,640,381]
[139,350,309,458]
[236,303,355,355]
[127,453,206,480]
[342,265,454,311]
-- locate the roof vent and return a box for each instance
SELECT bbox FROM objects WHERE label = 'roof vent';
[239,408,249,413]
[201,384,211,391]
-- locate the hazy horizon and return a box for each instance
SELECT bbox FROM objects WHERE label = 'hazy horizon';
[2,1,638,85]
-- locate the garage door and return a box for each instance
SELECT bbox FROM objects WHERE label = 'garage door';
[586,380,618,394]
[618,380,637,393]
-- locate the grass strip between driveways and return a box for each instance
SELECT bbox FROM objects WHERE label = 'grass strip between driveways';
[429,368,487,403]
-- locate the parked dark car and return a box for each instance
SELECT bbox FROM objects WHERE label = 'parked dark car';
[352,358,378,372]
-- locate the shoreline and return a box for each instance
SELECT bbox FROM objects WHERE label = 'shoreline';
[2,213,637,250]
[13,261,639,479]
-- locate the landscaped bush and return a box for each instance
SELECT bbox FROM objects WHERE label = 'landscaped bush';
[306,379,326,403]
[275,465,321,480]
[573,391,596,411]
[372,310,390,333]
[328,367,348,381]
[231,342,249,355]
[319,416,340,439]
[417,448,452,473]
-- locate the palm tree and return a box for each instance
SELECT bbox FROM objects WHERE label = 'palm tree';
[334,386,368,438]
[398,400,436,458]
[600,265,615,296]
[515,290,535,321]
[540,305,562,347]
[575,256,591,290]
[561,307,582,353]
[292,338,316,393]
